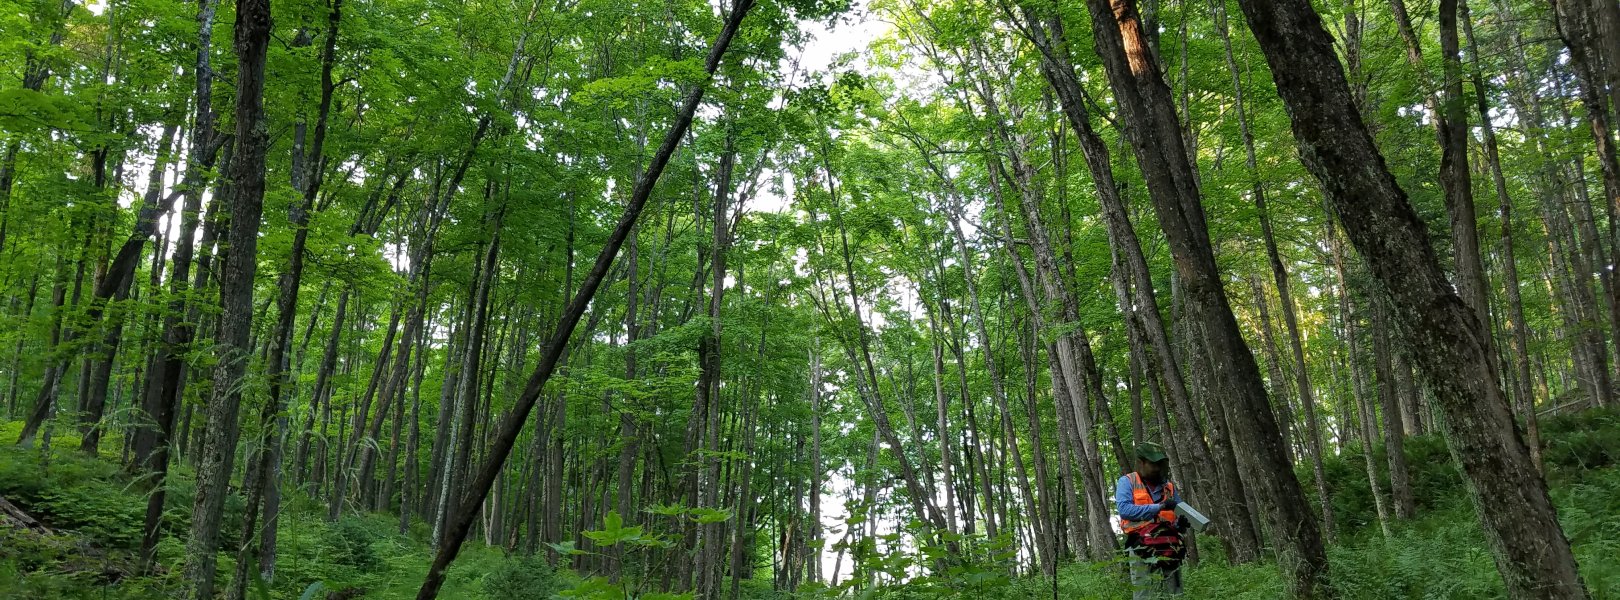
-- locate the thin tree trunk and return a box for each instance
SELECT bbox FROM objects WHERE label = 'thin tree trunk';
[1462,0,1540,467]
[413,4,758,594]
[807,341,824,585]
[1249,277,1297,464]
[1019,317,1058,574]
[1374,302,1415,519]
[226,6,342,596]
[136,0,221,567]
[1329,229,1391,537]
[1438,0,1493,329]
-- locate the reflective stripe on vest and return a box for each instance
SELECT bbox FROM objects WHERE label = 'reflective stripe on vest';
[1120,472,1177,535]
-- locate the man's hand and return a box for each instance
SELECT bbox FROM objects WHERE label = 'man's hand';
[1159,498,1178,513]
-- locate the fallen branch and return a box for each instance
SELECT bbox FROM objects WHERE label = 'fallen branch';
[0,496,55,535]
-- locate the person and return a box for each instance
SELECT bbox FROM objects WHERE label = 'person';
[1116,442,1188,599]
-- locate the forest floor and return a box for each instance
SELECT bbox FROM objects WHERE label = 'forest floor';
[2,411,1618,600]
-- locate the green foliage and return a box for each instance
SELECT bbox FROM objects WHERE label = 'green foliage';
[0,443,177,599]
[4,0,1620,595]
[1541,409,1620,477]
[5,413,1620,599]
[992,412,1620,599]
[324,517,384,572]
[481,554,562,600]
[0,445,143,548]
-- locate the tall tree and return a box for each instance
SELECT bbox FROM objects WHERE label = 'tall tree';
[181,0,274,594]
[1230,0,1591,594]
[1071,0,1327,590]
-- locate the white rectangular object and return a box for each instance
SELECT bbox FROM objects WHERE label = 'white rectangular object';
[1175,503,1212,532]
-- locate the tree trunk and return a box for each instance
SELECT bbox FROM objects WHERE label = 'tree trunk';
[1437,0,1492,329]
[1374,302,1415,519]
[225,6,342,596]
[1073,0,1320,583]
[807,341,824,584]
[80,121,180,454]
[1019,318,1058,573]
[927,316,960,533]
[181,0,272,593]
[1462,0,1539,468]
[1212,0,1297,468]
[136,0,221,571]
[1231,0,1590,594]
[694,132,740,600]
[1249,277,1296,464]
[413,4,757,595]
[1329,229,1391,537]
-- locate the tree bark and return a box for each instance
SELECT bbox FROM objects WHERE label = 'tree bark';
[1437,0,1492,328]
[1073,0,1319,582]
[1230,0,1590,593]
[225,4,342,596]
[1462,0,1539,467]
[1374,302,1415,519]
[181,0,272,593]
[136,0,222,572]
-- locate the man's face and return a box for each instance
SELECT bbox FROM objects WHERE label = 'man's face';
[1138,458,1169,483]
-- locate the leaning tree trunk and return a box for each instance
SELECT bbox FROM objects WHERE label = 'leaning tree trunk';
[1231,0,1590,595]
[1015,1,1260,561]
[80,122,180,454]
[413,3,758,595]
[1212,0,1299,469]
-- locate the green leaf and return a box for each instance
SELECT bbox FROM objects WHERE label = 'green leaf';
[298,582,326,600]
[647,503,689,516]
[547,541,587,556]
[689,507,733,524]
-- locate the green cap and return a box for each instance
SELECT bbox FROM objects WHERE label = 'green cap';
[1135,442,1168,463]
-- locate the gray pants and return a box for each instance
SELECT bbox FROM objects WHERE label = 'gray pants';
[1128,555,1183,599]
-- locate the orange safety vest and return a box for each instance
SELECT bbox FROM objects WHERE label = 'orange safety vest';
[1120,472,1178,535]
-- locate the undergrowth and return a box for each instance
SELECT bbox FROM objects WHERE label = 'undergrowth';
[2,411,1619,599]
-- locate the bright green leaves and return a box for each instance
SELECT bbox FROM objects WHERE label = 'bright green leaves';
[556,511,690,597]
[0,88,89,133]
[642,503,735,525]
[547,540,587,556]
[581,510,650,546]
[688,507,735,524]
